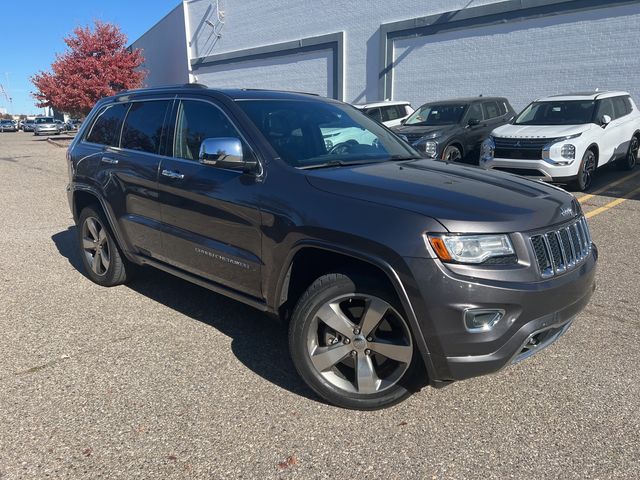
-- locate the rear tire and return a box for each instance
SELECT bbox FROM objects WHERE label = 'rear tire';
[77,205,135,286]
[572,149,597,192]
[617,135,638,171]
[289,272,424,410]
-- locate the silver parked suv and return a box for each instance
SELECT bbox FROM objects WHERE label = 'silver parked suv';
[34,117,60,136]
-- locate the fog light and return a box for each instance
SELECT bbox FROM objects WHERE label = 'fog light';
[464,309,504,332]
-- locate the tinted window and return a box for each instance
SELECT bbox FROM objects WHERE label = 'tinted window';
[174,100,241,161]
[121,101,170,154]
[612,96,630,119]
[482,101,500,119]
[86,103,128,146]
[381,106,402,122]
[467,104,483,122]
[596,99,615,120]
[364,108,382,122]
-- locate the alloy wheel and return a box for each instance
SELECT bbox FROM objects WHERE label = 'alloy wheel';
[443,146,462,162]
[628,137,638,169]
[306,294,413,395]
[582,152,596,190]
[81,216,111,276]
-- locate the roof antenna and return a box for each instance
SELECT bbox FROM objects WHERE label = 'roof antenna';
[595,88,600,92]
[479,93,483,97]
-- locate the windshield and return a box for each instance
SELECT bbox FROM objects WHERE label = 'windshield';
[35,117,54,124]
[403,103,467,126]
[515,101,595,125]
[237,100,419,168]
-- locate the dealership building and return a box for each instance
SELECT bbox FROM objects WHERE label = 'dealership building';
[132,0,640,110]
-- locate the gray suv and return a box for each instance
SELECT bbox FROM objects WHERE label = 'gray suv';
[66,85,597,409]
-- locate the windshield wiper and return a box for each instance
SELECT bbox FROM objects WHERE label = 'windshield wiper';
[388,154,423,161]
[299,159,381,170]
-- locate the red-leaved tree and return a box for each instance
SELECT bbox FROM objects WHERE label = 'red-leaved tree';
[32,21,146,116]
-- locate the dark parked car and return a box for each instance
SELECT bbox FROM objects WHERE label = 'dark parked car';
[65,119,82,131]
[22,119,36,132]
[392,96,515,163]
[0,119,18,132]
[66,85,597,410]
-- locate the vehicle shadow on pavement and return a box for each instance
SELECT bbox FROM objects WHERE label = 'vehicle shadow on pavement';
[51,227,320,403]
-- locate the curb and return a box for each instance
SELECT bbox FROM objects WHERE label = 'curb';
[46,137,74,148]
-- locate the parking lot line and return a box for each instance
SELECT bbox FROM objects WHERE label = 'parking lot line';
[578,169,640,204]
[585,184,640,219]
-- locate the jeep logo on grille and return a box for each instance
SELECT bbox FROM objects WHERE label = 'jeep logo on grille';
[560,206,573,217]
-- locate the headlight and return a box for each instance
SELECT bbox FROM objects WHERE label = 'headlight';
[426,233,515,264]
[423,141,437,158]
[561,144,575,159]
[543,133,582,165]
[480,136,495,162]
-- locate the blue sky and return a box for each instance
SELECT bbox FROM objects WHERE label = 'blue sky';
[1,1,180,114]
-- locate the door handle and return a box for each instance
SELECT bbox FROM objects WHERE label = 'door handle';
[161,169,185,180]
[101,157,119,165]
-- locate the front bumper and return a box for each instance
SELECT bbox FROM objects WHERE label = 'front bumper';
[481,157,579,182]
[403,243,597,381]
[35,127,59,135]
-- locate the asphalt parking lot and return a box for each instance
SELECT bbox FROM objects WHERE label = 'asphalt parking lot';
[0,131,639,479]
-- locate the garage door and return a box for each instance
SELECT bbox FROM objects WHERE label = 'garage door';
[391,4,640,111]
[194,49,335,98]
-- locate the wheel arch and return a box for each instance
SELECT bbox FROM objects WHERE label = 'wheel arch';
[443,140,464,159]
[274,242,436,381]
[70,185,131,260]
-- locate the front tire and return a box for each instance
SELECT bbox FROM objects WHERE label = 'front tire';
[289,273,423,410]
[442,144,463,162]
[572,149,597,192]
[77,205,134,286]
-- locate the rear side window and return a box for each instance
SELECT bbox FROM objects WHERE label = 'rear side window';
[364,108,382,122]
[498,101,507,116]
[482,101,500,119]
[121,101,170,154]
[174,100,242,161]
[86,103,128,147]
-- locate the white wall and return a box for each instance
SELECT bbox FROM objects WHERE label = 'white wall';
[392,4,640,111]
[185,0,500,103]
[138,1,640,112]
[195,49,334,97]
[132,4,190,87]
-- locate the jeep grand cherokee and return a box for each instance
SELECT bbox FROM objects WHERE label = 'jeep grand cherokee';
[66,85,597,410]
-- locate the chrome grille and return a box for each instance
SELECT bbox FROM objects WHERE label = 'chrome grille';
[530,217,591,278]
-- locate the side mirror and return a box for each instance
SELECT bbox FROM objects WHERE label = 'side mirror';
[400,118,407,125]
[199,137,257,172]
[600,115,612,127]
[467,118,481,127]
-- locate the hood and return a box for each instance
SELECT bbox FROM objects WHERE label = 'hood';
[492,123,592,138]
[305,160,579,233]
[391,123,458,139]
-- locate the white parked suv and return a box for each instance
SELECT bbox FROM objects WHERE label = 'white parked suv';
[480,91,640,191]
[353,101,414,128]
